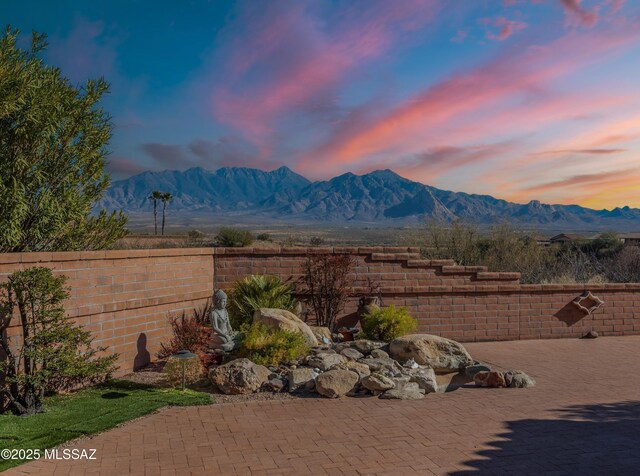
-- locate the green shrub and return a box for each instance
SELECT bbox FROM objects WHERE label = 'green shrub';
[237,323,309,366]
[0,267,118,415]
[228,275,298,328]
[163,355,204,387]
[216,228,254,247]
[256,233,271,241]
[361,305,417,342]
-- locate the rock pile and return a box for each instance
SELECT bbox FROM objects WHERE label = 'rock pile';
[207,333,535,399]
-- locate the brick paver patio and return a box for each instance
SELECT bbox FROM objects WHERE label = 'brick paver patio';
[7,336,640,475]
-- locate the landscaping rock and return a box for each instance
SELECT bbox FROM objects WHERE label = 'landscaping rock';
[310,326,333,344]
[265,378,285,392]
[306,353,347,371]
[505,370,536,388]
[315,370,359,398]
[336,361,371,379]
[253,308,318,346]
[379,387,425,400]
[359,357,402,373]
[370,349,389,359]
[389,334,473,373]
[465,364,491,378]
[408,367,438,394]
[351,339,388,355]
[340,348,364,361]
[288,367,318,392]
[473,371,507,388]
[361,373,395,393]
[209,358,271,395]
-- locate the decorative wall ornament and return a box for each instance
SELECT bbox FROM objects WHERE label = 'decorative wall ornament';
[572,291,605,315]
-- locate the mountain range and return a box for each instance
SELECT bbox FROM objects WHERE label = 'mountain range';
[99,166,640,231]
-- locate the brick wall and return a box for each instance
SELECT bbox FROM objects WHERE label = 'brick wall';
[0,249,214,376]
[215,247,640,342]
[2,246,639,376]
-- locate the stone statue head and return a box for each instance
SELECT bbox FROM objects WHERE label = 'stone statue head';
[214,289,227,310]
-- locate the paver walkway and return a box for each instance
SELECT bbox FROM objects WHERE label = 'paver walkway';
[7,336,640,475]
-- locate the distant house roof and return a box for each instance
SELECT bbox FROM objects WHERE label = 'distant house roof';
[549,233,584,242]
[619,233,640,240]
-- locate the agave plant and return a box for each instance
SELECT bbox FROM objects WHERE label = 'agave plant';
[228,275,298,328]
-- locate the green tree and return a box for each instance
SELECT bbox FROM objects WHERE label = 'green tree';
[0,27,127,252]
[0,267,118,415]
[160,192,173,235]
[148,190,162,235]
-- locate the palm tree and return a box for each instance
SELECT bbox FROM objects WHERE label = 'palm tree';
[149,190,163,235]
[160,192,173,236]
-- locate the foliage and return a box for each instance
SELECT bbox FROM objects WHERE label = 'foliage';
[300,253,355,330]
[187,228,206,244]
[0,380,211,471]
[0,27,127,252]
[216,227,254,247]
[0,267,118,416]
[309,236,325,246]
[228,275,298,328]
[148,190,163,235]
[162,356,204,387]
[157,303,212,367]
[256,233,271,241]
[236,323,309,366]
[361,305,418,342]
[414,220,631,284]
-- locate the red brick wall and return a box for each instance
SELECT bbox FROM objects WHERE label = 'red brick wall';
[2,246,639,376]
[215,247,640,342]
[0,249,214,376]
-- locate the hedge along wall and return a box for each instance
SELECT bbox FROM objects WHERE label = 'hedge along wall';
[1,246,640,376]
[0,249,214,376]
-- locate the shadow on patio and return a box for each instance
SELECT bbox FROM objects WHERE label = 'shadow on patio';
[452,401,640,475]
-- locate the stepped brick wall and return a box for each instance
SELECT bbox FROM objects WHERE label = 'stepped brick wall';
[2,246,640,375]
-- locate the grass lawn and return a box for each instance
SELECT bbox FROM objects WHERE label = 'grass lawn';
[0,379,212,471]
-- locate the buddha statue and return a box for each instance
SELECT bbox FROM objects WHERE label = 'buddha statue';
[209,289,238,352]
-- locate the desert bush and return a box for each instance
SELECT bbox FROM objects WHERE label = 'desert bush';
[299,253,355,330]
[236,323,309,366]
[216,228,254,247]
[309,236,325,246]
[604,246,640,282]
[256,233,271,241]
[361,305,417,342]
[157,303,213,368]
[0,267,118,415]
[187,229,206,244]
[228,275,298,328]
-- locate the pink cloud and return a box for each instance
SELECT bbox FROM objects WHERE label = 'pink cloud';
[210,0,441,145]
[296,23,639,177]
[107,157,147,178]
[560,0,599,27]
[485,17,528,41]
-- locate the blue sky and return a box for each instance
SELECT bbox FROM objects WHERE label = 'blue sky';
[3,0,640,208]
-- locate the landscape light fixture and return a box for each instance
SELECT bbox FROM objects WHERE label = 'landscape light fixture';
[172,349,197,391]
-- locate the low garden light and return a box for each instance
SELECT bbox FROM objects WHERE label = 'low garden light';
[172,350,197,391]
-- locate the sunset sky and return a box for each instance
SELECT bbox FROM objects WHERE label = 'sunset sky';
[3,0,640,209]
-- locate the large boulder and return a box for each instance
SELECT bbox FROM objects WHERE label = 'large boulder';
[473,371,507,388]
[389,334,473,373]
[253,308,318,346]
[315,369,359,398]
[380,385,425,400]
[209,358,271,395]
